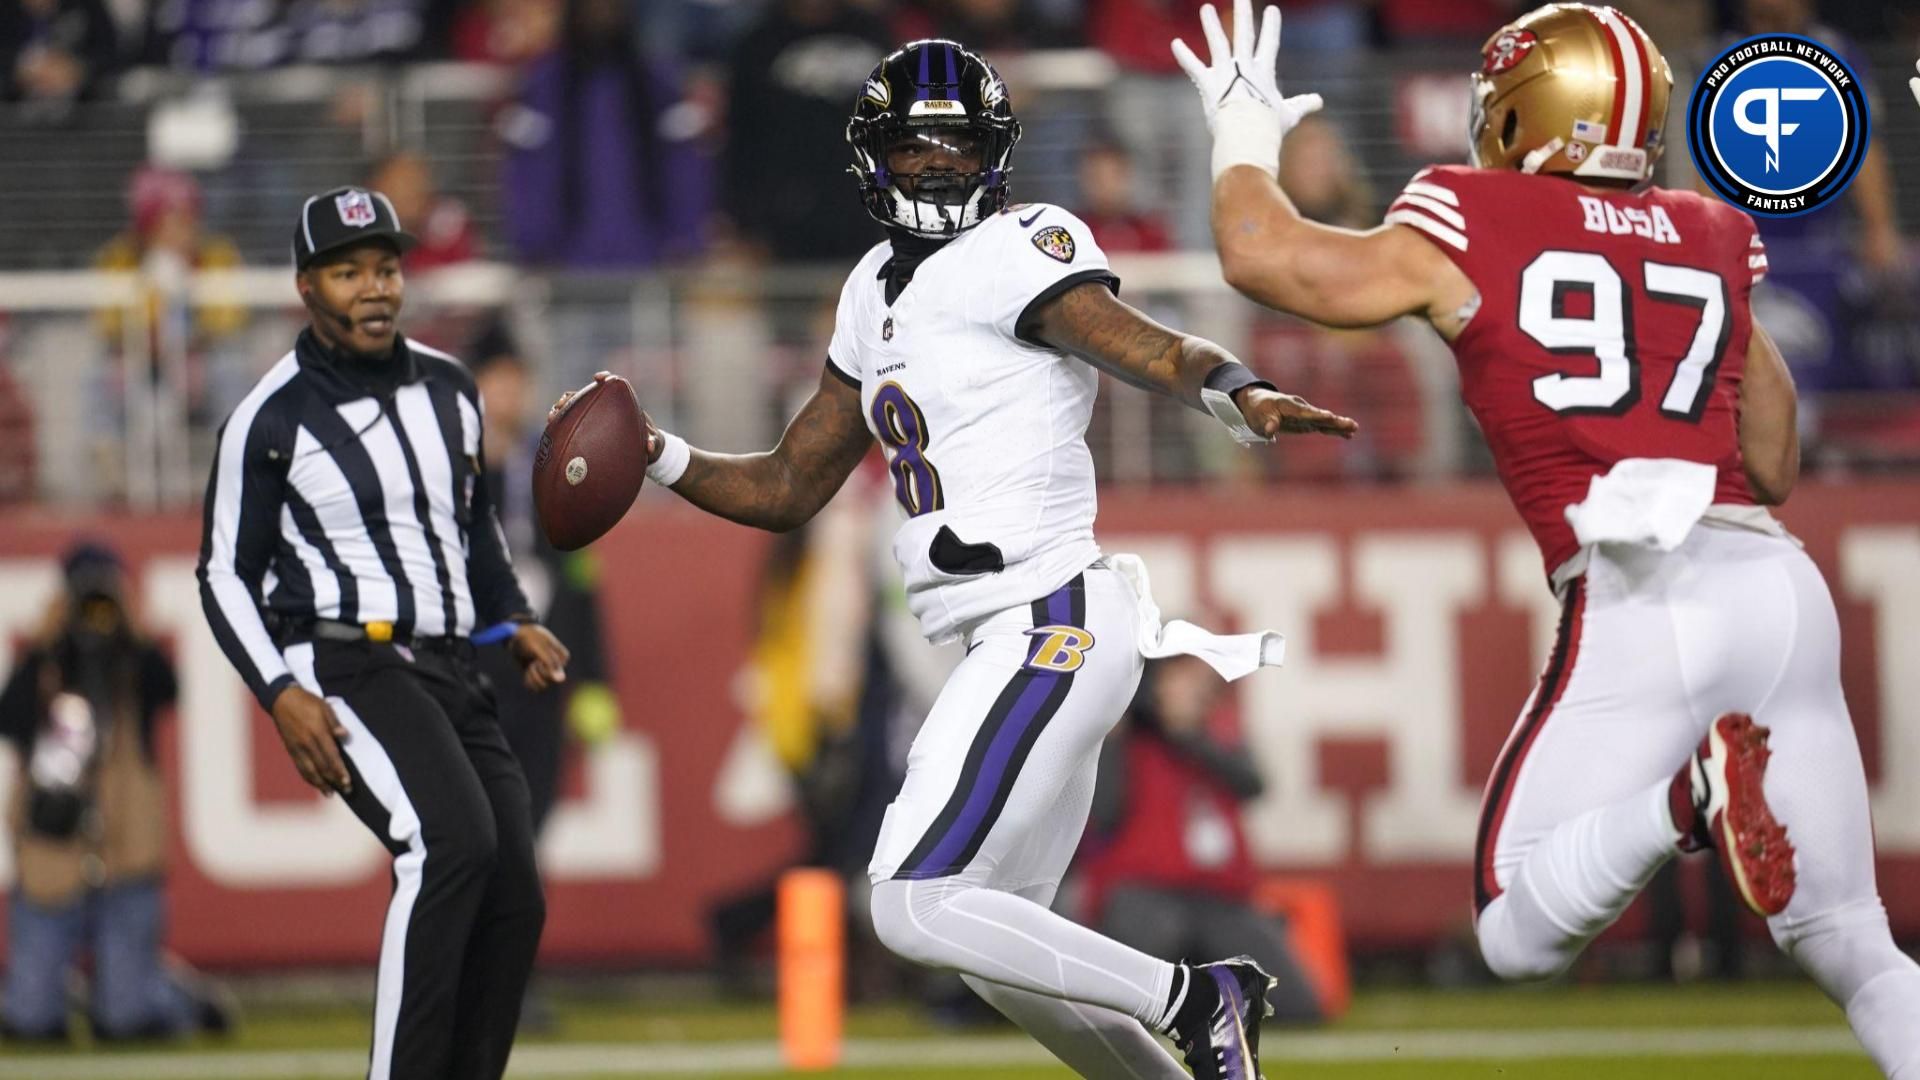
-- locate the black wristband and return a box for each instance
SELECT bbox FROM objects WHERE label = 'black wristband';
[262,673,297,714]
[1202,362,1276,398]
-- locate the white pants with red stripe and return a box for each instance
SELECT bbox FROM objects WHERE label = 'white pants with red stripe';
[1475,523,1920,1077]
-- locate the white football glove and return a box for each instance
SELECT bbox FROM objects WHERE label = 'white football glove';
[1171,0,1324,180]
[1911,59,1919,109]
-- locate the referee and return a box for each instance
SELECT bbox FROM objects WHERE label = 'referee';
[196,186,570,1080]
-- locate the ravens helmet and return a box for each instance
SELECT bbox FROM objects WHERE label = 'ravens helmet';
[847,39,1021,238]
[1469,4,1672,184]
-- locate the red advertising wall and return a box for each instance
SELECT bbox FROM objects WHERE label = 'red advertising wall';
[1,482,1917,965]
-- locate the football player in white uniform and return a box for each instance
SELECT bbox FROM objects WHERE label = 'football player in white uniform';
[559,39,1355,1080]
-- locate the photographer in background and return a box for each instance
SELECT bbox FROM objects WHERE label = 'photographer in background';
[0,542,230,1043]
[1077,655,1326,1025]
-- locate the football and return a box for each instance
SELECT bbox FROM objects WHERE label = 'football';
[532,374,647,551]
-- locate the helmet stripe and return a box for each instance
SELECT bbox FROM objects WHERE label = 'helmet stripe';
[1594,8,1645,148]
[1589,9,1628,149]
[944,43,957,88]
[1620,13,1655,149]
[917,44,931,99]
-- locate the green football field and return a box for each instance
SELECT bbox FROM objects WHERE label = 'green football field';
[0,980,1877,1079]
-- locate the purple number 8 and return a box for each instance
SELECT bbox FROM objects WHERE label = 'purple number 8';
[871,381,944,517]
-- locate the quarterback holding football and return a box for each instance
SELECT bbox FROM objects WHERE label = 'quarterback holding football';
[557,37,1353,1080]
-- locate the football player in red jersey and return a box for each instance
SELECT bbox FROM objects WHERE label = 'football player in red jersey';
[1178,1,1920,1072]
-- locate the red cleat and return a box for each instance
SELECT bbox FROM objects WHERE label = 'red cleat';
[1676,713,1798,917]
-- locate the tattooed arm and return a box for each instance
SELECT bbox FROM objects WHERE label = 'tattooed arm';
[664,369,872,532]
[1022,282,1358,439]
[561,368,872,533]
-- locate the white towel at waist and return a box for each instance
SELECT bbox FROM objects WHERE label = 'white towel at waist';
[1562,457,1718,551]
[1549,460,1794,593]
[1103,553,1285,682]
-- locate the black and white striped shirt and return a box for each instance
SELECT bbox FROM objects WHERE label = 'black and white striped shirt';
[197,329,532,710]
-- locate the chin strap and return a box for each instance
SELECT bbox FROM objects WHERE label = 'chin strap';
[1520,137,1566,174]
[888,185,993,238]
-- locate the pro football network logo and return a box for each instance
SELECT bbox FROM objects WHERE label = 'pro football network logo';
[1686,34,1868,217]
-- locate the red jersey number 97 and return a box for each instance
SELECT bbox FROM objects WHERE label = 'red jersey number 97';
[1518,250,1730,424]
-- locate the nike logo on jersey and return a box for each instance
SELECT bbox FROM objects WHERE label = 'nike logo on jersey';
[1018,208,1044,227]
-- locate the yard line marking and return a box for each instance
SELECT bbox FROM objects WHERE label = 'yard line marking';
[0,1026,1864,1079]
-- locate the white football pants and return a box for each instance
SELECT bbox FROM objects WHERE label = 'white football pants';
[1474,524,1920,1077]
[867,567,1193,1079]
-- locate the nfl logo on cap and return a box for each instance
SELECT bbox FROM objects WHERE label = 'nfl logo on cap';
[336,190,377,227]
[295,185,419,268]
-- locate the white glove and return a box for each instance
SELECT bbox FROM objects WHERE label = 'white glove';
[1911,59,1919,109]
[1171,0,1324,180]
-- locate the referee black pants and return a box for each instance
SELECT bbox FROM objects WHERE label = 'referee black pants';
[294,638,546,1080]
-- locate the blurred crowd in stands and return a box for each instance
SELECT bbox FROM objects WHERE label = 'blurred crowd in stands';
[5,0,1915,263]
[1,0,1919,505]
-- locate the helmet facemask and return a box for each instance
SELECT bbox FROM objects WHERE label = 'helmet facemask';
[850,117,1018,238]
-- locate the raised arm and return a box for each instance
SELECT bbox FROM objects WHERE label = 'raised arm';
[562,367,873,533]
[1739,322,1798,506]
[1173,0,1475,337]
[1025,280,1357,438]
[1212,167,1474,337]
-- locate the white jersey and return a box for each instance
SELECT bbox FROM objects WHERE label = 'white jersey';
[827,203,1118,644]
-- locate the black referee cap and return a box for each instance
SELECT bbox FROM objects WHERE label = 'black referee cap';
[293,186,418,269]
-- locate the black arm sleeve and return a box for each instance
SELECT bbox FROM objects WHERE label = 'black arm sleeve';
[466,420,535,626]
[197,400,297,712]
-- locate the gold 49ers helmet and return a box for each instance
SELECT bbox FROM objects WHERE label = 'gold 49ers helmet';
[1469,4,1672,184]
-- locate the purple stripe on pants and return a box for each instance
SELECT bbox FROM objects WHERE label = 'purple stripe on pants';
[909,580,1079,876]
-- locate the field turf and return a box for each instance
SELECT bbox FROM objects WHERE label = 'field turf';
[0,979,1875,1079]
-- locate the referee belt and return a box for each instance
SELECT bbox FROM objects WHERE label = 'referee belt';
[297,619,469,654]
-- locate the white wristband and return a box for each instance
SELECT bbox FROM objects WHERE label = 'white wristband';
[1209,100,1282,181]
[1199,386,1270,446]
[647,430,690,487]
